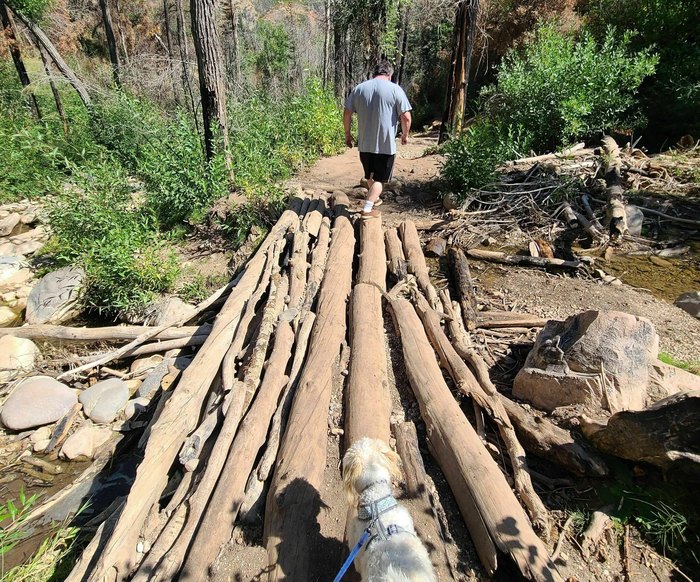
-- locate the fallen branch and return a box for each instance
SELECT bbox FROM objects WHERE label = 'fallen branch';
[467,248,584,270]
[0,324,210,342]
[400,220,441,309]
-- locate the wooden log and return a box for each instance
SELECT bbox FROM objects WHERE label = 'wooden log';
[0,324,210,342]
[345,283,391,447]
[399,220,441,309]
[467,248,584,270]
[181,320,297,578]
[500,396,608,477]
[78,196,304,580]
[345,215,391,447]
[356,213,386,290]
[448,246,478,331]
[302,210,332,316]
[509,143,587,165]
[412,291,549,532]
[265,194,355,581]
[559,202,579,228]
[477,311,549,329]
[387,296,561,581]
[393,421,455,578]
[384,227,408,281]
[581,390,700,474]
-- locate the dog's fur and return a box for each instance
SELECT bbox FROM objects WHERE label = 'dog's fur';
[342,438,436,582]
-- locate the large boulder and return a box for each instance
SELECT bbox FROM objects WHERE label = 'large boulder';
[0,336,39,383]
[79,378,129,424]
[26,266,85,325]
[674,291,700,319]
[146,296,197,326]
[513,311,658,414]
[1,376,77,430]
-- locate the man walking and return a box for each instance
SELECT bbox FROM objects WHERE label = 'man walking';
[343,60,412,217]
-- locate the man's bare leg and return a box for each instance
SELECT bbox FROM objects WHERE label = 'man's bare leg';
[366,178,383,204]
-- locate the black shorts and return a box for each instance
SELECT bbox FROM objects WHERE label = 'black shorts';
[359,152,396,183]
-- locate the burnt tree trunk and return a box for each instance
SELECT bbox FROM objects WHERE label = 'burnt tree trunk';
[98,0,121,87]
[0,0,41,119]
[190,0,232,173]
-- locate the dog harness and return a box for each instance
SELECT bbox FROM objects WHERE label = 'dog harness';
[358,493,414,547]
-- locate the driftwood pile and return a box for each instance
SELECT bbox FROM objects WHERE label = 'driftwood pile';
[430,137,700,261]
[49,190,614,581]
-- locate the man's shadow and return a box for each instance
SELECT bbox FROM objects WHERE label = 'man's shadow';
[263,477,345,581]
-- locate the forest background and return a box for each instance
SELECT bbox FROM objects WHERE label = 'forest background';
[0,0,697,316]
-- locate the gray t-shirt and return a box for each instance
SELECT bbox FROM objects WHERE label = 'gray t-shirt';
[344,78,412,155]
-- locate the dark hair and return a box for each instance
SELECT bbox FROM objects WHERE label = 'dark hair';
[373,60,394,78]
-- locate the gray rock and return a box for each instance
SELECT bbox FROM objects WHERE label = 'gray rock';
[625,205,644,236]
[0,256,26,285]
[1,376,77,430]
[146,296,197,326]
[0,336,39,383]
[26,266,85,325]
[513,310,658,414]
[60,424,112,460]
[14,240,44,256]
[137,359,170,398]
[124,397,150,420]
[0,306,19,327]
[675,291,700,319]
[0,213,20,236]
[425,237,447,257]
[79,378,129,424]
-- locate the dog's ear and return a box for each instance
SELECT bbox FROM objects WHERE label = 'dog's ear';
[342,446,364,504]
[379,442,402,481]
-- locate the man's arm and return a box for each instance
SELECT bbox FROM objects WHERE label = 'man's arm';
[400,110,412,145]
[343,108,354,147]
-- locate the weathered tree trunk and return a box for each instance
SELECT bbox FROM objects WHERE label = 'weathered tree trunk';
[0,324,209,342]
[393,421,455,578]
[467,248,584,270]
[9,5,91,107]
[448,246,478,331]
[399,220,440,309]
[190,0,232,173]
[98,0,121,86]
[387,296,561,581]
[0,0,41,119]
[601,136,628,239]
[264,195,354,581]
[345,216,390,447]
[180,305,296,578]
[384,227,408,281]
[412,291,549,532]
[37,43,68,134]
[174,0,197,125]
[477,310,549,329]
[501,396,608,477]
[78,198,303,580]
[228,0,240,84]
[322,0,331,87]
[581,390,700,476]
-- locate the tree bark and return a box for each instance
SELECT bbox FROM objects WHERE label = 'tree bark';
[190,0,232,171]
[264,195,354,581]
[9,5,91,107]
[98,0,121,86]
[387,296,561,581]
[0,0,41,119]
[399,220,440,309]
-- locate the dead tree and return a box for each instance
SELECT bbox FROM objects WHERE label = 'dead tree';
[98,0,121,87]
[0,0,41,119]
[37,43,68,134]
[190,0,232,174]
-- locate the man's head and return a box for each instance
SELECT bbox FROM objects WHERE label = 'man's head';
[373,60,394,79]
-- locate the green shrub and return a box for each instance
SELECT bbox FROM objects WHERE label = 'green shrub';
[484,23,658,151]
[48,159,179,315]
[441,121,530,201]
[583,0,700,142]
[91,93,226,228]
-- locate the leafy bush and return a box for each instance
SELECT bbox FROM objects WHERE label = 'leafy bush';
[582,0,700,142]
[441,121,530,200]
[92,93,227,228]
[484,23,658,151]
[47,159,179,315]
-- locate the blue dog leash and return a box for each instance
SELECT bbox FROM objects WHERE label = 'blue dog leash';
[332,524,373,582]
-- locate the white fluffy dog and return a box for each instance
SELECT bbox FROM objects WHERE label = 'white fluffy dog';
[342,437,437,582]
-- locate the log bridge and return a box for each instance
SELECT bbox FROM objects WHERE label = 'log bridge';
[61,190,598,582]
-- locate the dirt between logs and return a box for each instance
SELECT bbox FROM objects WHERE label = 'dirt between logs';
[203,137,697,581]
